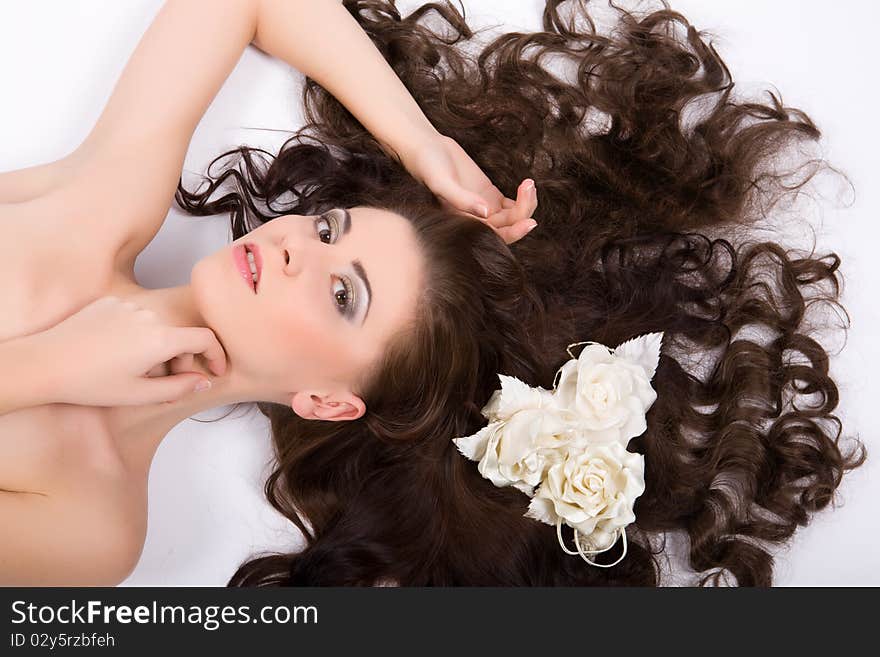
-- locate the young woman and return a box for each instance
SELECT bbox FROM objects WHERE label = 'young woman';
[0,0,535,585]
[1,0,867,587]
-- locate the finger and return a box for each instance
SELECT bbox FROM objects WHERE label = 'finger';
[501,197,516,209]
[497,219,539,245]
[483,207,515,230]
[430,178,491,219]
[134,373,213,405]
[163,327,228,376]
[483,181,536,229]
[440,196,485,221]
[526,180,538,218]
[145,362,168,378]
[168,353,194,375]
[511,179,536,222]
[481,186,506,215]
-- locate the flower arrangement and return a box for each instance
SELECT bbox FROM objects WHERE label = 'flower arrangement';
[452,332,663,567]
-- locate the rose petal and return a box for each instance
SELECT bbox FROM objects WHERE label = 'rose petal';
[524,494,558,525]
[452,421,501,461]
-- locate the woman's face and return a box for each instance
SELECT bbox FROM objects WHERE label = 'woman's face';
[191,206,425,417]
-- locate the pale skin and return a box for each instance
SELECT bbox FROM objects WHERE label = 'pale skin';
[0,0,538,585]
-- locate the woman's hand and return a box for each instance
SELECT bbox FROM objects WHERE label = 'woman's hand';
[404,134,539,244]
[35,296,227,407]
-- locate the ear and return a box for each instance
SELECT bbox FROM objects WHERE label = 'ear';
[289,390,366,421]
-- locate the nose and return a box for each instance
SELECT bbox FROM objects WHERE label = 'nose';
[284,237,328,278]
[283,247,302,277]
[281,231,314,277]
[283,226,338,278]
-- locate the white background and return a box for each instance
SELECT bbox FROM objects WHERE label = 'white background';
[1,0,877,586]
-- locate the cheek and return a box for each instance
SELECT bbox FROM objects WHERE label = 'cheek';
[260,302,350,382]
[191,256,298,372]
[193,253,356,384]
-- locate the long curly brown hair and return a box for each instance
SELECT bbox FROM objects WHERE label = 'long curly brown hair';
[175,0,867,586]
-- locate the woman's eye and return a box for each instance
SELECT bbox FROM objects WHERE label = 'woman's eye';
[332,276,356,317]
[313,212,339,243]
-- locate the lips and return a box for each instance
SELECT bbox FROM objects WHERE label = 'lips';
[233,244,256,293]
[245,242,262,291]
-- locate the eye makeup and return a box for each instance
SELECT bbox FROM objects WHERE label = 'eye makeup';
[314,208,372,325]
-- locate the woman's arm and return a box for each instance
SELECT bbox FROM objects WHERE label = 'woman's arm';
[79,0,438,164]
[254,0,537,224]
[0,295,227,417]
[0,159,81,205]
[252,0,439,168]
[27,0,521,260]
[25,0,442,260]
[0,0,261,263]
[254,0,536,231]
[0,335,52,416]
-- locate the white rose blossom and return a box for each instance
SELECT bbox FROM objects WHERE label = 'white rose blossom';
[524,440,646,561]
[452,405,572,495]
[451,332,663,567]
[553,332,663,447]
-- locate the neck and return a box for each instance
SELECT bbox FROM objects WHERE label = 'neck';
[101,278,287,469]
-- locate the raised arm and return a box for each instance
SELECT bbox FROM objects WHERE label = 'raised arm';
[252,0,439,165]
[79,0,440,170]
[253,1,536,228]
[20,0,262,261]
[253,1,538,232]
[0,0,256,207]
[28,0,528,260]
[34,0,440,259]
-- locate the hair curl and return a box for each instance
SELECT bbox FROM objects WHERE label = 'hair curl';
[175,0,866,586]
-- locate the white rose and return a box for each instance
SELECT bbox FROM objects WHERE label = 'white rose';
[553,333,662,446]
[452,407,571,495]
[524,440,645,550]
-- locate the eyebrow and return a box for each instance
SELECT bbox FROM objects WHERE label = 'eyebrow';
[340,208,371,325]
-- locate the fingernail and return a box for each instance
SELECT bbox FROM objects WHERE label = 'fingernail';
[524,179,535,191]
[475,204,489,218]
[526,220,538,231]
[195,380,212,392]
